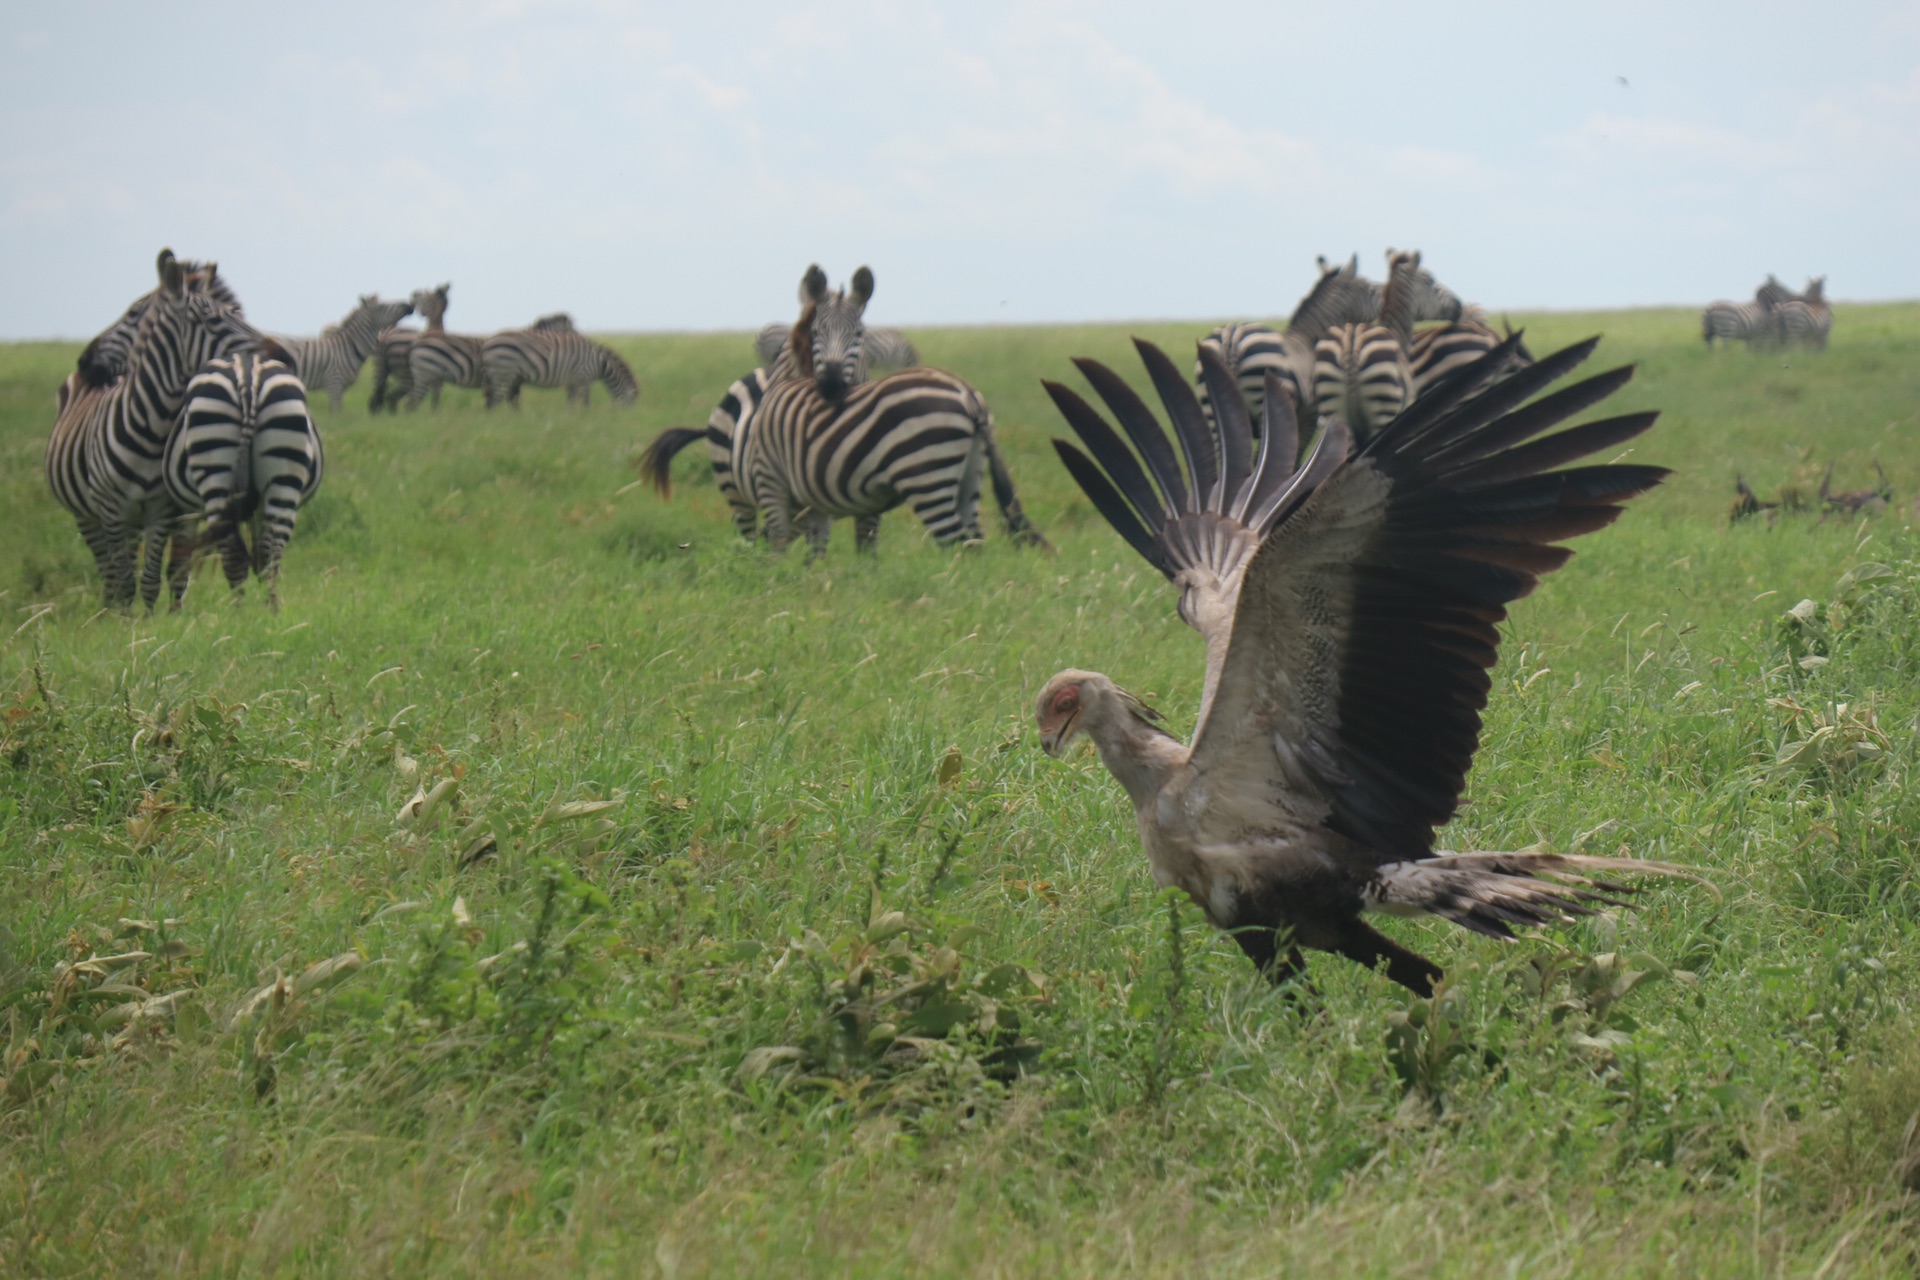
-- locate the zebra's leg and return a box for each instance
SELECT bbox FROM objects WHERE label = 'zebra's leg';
[328,384,345,412]
[97,510,138,611]
[983,429,1046,548]
[137,517,174,613]
[254,488,301,612]
[729,496,759,541]
[760,502,794,553]
[75,516,122,608]
[165,522,201,611]
[802,510,832,560]
[854,514,881,554]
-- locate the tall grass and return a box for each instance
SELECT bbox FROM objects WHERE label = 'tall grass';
[2,306,1917,1277]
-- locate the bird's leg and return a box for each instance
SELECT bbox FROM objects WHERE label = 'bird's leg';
[1230,924,1312,994]
[1333,919,1442,996]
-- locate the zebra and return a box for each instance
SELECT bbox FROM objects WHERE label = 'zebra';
[481,327,638,409]
[1407,308,1535,397]
[74,259,242,387]
[1770,299,1831,351]
[403,311,576,410]
[715,304,1044,556]
[369,283,449,414]
[1311,249,1420,441]
[46,249,267,610]
[274,294,414,411]
[161,352,323,609]
[1192,251,1460,430]
[637,263,905,536]
[1194,258,1380,429]
[1702,299,1773,346]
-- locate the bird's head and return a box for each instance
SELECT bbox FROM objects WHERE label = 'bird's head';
[1035,669,1160,757]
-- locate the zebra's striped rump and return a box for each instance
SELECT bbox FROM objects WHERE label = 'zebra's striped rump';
[1195,323,1308,431]
[1312,324,1410,440]
[637,368,768,539]
[47,249,268,611]
[163,352,323,608]
[405,331,485,409]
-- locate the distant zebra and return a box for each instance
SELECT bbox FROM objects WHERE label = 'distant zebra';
[369,283,448,414]
[1755,274,1797,309]
[404,328,485,410]
[275,294,414,410]
[162,352,323,608]
[1702,300,1772,346]
[725,304,1044,555]
[1334,253,1466,328]
[75,259,242,387]
[1770,299,1831,351]
[46,249,265,610]
[481,327,638,408]
[638,264,901,537]
[1311,249,1419,441]
[1194,258,1378,428]
[1408,309,1534,397]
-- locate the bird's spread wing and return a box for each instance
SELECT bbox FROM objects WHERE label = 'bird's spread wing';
[1186,336,1666,860]
[1045,342,1349,711]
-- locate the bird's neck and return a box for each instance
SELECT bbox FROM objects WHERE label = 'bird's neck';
[1086,711,1185,809]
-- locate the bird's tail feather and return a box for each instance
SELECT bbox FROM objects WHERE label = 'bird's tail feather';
[1367,852,1705,940]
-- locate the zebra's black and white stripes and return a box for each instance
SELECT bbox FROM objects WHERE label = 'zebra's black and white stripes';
[370,284,449,414]
[46,249,266,610]
[163,352,324,608]
[481,327,639,408]
[275,295,415,410]
[1311,249,1420,441]
[1704,275,1832,350]
[738,308,1044,554]
[75,259,242,387]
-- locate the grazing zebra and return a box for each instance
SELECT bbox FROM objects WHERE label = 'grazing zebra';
[275,294,415,411]
[161,352,323,609]
[369,284,448,414]
[75,259,242,387]
[46,249,266,610]
[1311,249,1419,441]
[726,304,1044,555]
[481,327,638,408]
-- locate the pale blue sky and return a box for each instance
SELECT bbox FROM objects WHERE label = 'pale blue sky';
[3,1,1915,338]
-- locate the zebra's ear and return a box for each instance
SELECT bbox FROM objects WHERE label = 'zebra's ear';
[801,264,829,304]
[158,249,184,297]
[1345,253,1359,276]
[850,266,874,308]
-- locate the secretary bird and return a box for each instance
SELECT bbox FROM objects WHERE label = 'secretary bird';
[1036,333,1683,995]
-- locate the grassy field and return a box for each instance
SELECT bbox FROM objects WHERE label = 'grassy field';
[2,304,1918,1278]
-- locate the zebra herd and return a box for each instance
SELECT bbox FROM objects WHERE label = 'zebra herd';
[45,250,638,613]
[1702,275,1832,350]
[637,252,1528,558]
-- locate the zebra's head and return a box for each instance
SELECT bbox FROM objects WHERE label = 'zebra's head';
[413,284,451,328]
[532,312,575,332]
[1803,276,1826,304]
[135,249,264,393]
[797,263,874,404]
[1393,253,1463,323]
[355,293,416,332]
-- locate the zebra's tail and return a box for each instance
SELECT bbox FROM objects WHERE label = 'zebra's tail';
[638,426,706,498]
[981,420,1050,550]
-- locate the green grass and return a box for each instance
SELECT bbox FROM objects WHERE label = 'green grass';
[2,306,1918,1278]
